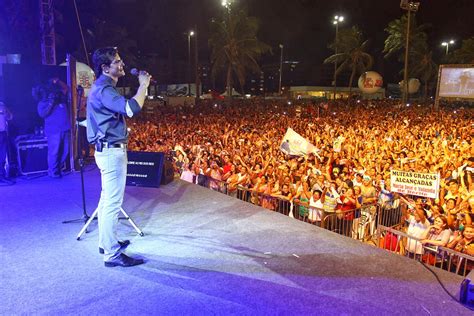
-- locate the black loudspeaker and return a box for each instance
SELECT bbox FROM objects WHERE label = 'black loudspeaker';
[16,136,48,175]
[460,269,474,308]
[126,151,164,188]
[161,159,174,185]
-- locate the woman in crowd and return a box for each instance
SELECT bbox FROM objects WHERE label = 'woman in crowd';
[420,215,452,247]
[126,98,472,244]
[336,187,360,237]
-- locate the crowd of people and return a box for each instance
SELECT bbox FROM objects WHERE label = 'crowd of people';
[127,98,474,258]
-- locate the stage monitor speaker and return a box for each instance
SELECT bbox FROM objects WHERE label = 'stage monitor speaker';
[161,158,174,185]
[126,151,164,188]
[16,136,48,175]
[460,269,474,308]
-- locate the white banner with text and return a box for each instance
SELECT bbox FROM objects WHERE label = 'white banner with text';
[390,170,440,199]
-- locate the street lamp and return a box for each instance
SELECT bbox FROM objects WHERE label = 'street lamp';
[279,44,283,95]
[221,0,233,10]
[332,15,344,101]
[188,30,194,96]
[441,40,455,55]
[400,0,420,105]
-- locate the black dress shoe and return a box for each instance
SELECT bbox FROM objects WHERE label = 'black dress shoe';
[0,177,14,185]
[104,253,144,267]
[99,240,130,254]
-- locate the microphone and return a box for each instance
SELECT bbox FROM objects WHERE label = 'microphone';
[130,68,156,84]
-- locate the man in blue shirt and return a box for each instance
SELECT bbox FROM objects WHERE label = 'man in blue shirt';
[87,47,151,267]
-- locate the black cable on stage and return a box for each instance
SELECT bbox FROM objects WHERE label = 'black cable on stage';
[419,261,474,312]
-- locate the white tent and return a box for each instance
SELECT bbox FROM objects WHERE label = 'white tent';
[220,88,242,97]
[200,93,213,99]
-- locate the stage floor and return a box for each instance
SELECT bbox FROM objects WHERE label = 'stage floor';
[0,165,471,315]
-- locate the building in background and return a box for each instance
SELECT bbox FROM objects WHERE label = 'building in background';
[289,86,385,100]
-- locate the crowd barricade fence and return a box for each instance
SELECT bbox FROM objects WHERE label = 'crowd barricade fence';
[376,225,474,277]
[188,174,472,276]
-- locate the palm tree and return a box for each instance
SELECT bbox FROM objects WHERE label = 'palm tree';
[451,37,474,63]
[383,14,430,76]
[324,26,373,98]
[410,48,437,100]
[209,8,271,96]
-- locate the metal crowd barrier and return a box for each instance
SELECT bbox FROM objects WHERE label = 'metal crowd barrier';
[193,174,403,239]
[195,174,228,194]
[190,174,472,277]
[291,202,403,242]
[376,225,474,277]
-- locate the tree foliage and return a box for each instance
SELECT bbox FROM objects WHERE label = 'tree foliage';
[451,37,474,64]
[410,49,437,99]
[209,8,271,95]
[324,26,373,95]
[383,14,430,66]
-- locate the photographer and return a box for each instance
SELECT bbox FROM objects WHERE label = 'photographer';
[35,78,71,178]
[0,101,13,183]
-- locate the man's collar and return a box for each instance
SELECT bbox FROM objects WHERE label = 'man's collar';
[98,74,117,86]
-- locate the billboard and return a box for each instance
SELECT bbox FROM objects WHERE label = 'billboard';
[156,83,201,97]
[438,65,474,99]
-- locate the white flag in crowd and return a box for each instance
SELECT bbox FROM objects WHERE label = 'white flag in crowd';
[280,128,317,156]
[333,136,345,153]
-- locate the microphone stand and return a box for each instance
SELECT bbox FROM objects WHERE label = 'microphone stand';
[63,86,91,225]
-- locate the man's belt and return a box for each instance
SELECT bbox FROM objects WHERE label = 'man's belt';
[95,141,127,152]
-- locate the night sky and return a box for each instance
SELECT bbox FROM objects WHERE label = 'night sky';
[3,0,474,85]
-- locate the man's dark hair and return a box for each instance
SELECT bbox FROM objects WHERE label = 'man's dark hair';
[92,47,118,76]
[446,198,456,204]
